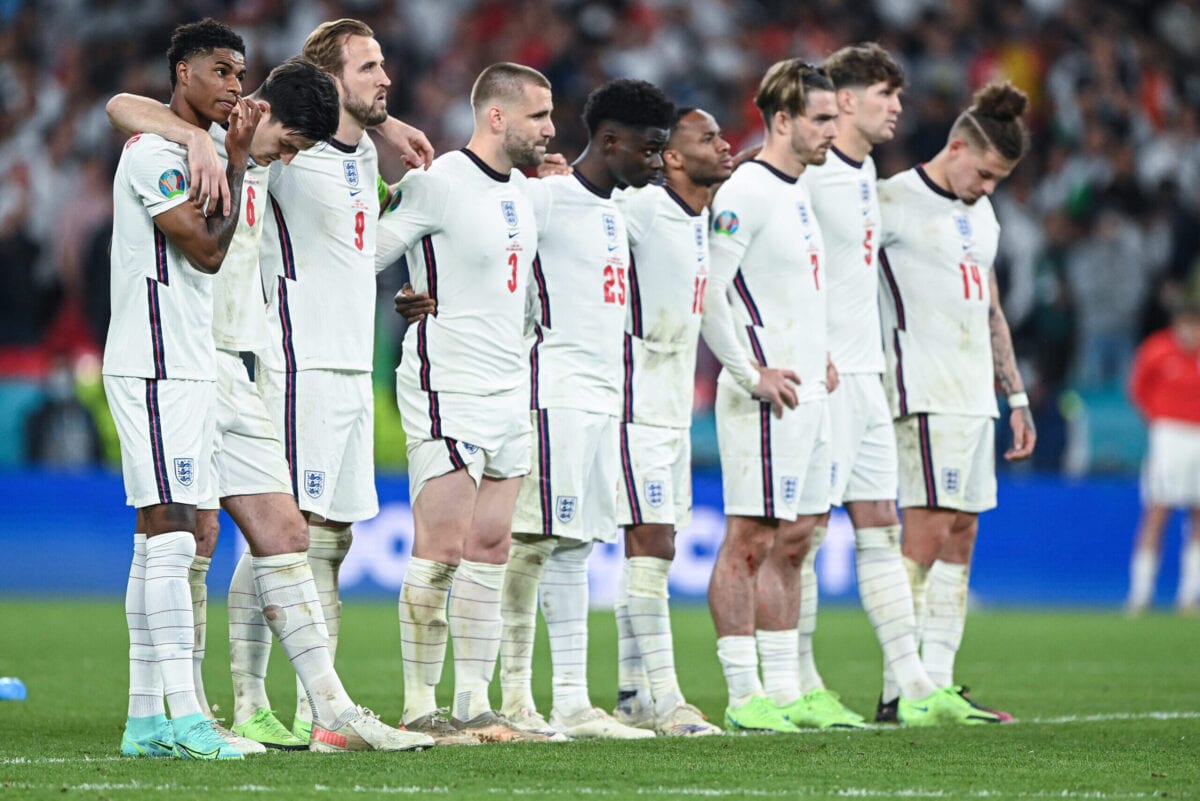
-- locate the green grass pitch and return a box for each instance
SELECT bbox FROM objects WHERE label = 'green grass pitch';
[1,600,1197,799]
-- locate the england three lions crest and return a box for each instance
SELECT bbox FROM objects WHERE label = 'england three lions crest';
[501,200,519,228]
[174,458,195,487]
[305,470,326,499]
[556,495,578,524]
[343,160,360,187]
[644,480,666,508]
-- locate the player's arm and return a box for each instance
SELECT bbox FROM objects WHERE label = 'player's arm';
[701,232,799,418]
[988,269,1036,461]
[152,99,261,274]
[107,93,230,218]
[1127,339,1158,419]
[372,116,436,170]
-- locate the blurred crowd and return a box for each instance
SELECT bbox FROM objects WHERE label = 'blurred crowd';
[2,0,1199,472]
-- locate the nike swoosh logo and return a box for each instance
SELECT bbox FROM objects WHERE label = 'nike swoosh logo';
[508,231,519,238]
[177,743,220,758]
[148,739,173,750]
[350,189,362,196]
[607,244,618,252]
[911,705,929,712]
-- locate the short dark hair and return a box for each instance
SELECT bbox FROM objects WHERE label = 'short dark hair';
[581,79,675,136]
[823,43,904,91]
[755,59,835,122]
[166,18,245,89]
[471,62,551,113]
[256,58,340,143]
[952,81,1030,163]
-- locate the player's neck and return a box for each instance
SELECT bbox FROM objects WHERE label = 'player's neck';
[664,172,708,214]
[757,139,804,178]
[921,151,955,197]
[334,110,367,148]
[168,96,212,132]
[832,126,872,162]
[464,135,513,174]
[572,147,617,195]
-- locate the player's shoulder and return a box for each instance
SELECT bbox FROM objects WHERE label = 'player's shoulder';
[120,131,183,159]
[877,167,921,205]
[612,183,663,217]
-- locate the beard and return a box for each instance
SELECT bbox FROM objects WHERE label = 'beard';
[342,86,388,127]
[504,129,545,168]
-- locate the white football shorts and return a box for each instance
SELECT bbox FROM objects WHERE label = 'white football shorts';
[716,381,831,521]
[895,412,997,513]
[257,366,379,523]
[512,408,620,543]
[828,373,899,506]
[616,421,691,529]
[1141,419,1200,507]
[104,375,215,509]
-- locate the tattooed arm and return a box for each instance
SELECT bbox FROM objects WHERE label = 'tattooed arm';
[989,269,1036,461]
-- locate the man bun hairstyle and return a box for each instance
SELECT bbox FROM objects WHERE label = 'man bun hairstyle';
[302,18,374,78]
[582,79,675,136]
[755,59,836,123]
[953,80,1029,163]
[166,18,245,89]
[470,62,551,114]
[257,57,340,144]
[823,43,904,91]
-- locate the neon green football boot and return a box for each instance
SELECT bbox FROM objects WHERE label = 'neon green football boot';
[780,689,867,730]
[899,687,1003,726]
[232,707,309,750]
[724,694,801,733]
[292,716,313,745]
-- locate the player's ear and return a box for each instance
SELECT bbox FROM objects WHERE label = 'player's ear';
[837,87,857,115]
[255,99,272,117]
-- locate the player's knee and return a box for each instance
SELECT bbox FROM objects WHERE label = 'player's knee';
[142,502,197,535]
[856,524,901,552]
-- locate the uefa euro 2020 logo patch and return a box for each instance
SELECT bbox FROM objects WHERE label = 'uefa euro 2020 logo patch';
[713,210,739,236]
[305,470,325,499]
[173,457,194,487]
[158,170,187,199]
[556,495,577,524]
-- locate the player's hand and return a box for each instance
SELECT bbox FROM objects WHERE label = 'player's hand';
[537,153,572,178]
[394,283,436,322]
[185,129,230,218]
[826,353,840,393]
[1004,406,1037,461]
[751,362,800,419]
[380,118,435,170]
[732,145,761,168]
[223,98,263,179]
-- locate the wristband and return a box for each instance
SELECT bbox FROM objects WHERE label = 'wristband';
[1007,392,1029,409]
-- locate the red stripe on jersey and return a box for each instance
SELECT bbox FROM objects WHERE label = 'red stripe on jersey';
[759,404,774,518]
[627,252,643,338]
[732,270,763,326]
[620,423,643,526]
[146,278,167,380]
[145,379,172,504]
[879,248,905,330]
[892,329,909,417]
[269,194,297,280]
[746,326,768,368]
[153,228,170,284]
[917,414,938,507]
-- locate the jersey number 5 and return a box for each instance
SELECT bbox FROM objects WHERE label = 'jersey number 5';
[603,265,626,305]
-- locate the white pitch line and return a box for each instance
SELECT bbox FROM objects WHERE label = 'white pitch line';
[0,709,1195,770]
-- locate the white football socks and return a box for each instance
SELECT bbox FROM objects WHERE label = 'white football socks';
[614,558,651,709]
[399,556,456,723]
[884,556,931,699]
[542,539,593,718]
[450,559,506,721]
[253,552,352,725]
[627,556,683,715]
[126,533,163,719]
[228,550,272,724]
[499,536,555,714]
[716,635,762,709]
[922,559,969,688]
[855,526,935,700]
[1127,546,1159,611]
[1178,538,1200,610]
[796,525,826,693]
[757,628,800,707]
[144,531,203,720]
[294,524,352,726]
[187,555,211,716]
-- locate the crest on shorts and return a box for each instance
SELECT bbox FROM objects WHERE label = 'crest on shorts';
[343,159,360,187]
[645,480,665,508]
[782,476,799,504]
[556,495,577,523]
[501,200,518,228]
[941,468,961,494]
[173,458,194,487]
[304,470,326,499]
[462,442,480,455]
[830,462,839,489]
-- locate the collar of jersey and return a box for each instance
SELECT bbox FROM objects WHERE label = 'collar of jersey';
[830,145,864,170]
[460,148,511,182]
[573,170,612,199]
[747,159,798,184]
[915,163,959,201]
[328,137,358,154]
[663,184,702,217]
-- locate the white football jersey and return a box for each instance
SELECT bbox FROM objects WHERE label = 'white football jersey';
[526,173,629,417]
[103,133,215,381]
[877,165,1001,419]
[210,124,270,354]
[707,160,827,404]
[613,183,709,429]
[259,136,380,373]
[378,148,538,397]
[804,147,884,374]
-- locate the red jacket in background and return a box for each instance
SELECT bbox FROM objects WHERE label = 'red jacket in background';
[1129,329,1200,425]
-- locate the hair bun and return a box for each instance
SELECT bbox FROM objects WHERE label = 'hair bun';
[970,81,1028,122]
